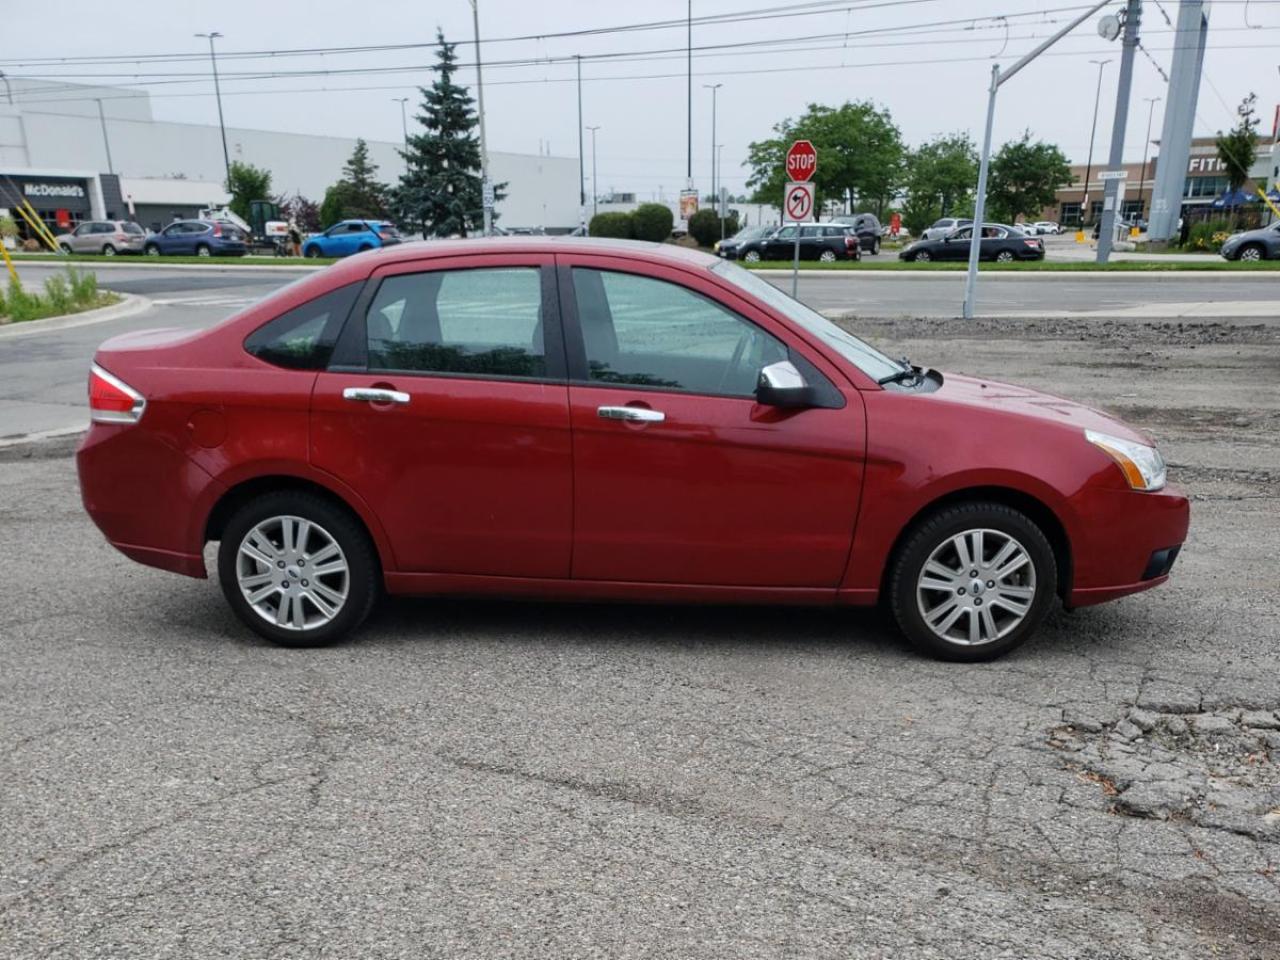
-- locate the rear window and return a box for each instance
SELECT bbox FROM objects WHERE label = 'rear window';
[122,223,144,235]
[244,282,362,370]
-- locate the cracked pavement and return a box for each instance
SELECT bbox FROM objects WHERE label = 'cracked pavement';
[1,306,1278,959]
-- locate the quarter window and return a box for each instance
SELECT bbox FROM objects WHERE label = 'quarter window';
[244,282,361,370]
[366,267,547,378]
[571,268,786,398]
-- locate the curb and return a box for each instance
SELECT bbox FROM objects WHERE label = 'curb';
[0,427,84,460]
[11,258,322,274]
[0,293,152,339]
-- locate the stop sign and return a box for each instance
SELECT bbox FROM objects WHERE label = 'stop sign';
[786,140,817,182]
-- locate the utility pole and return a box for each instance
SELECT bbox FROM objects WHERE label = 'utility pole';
[469,1,492,237]
[195,33,230,184]
[717,143,726,243]
[93,99,115,176]
[393,97,409,150]
[576,55,585,230]
[704,83,722,201]
[686,0,692,186]
[1096,0,1142,264]
[1148,0,1207,244]
[1081,58,1111,229]
[1139,95,1161,221]
[963,0,1112,319]
[587,125,600,220]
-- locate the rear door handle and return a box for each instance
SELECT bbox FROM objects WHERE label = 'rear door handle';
[597,405,664,423]
[343,387,410,405]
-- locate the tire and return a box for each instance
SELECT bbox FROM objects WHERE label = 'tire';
[357,243,373,252]
[870,237,880,255]
[217,491,380,647]
[819,249,838,263]
[743,250,761,263]
[304,245,321,259]
[195,244,212,258]
[889,502,1058,662]
[144,244,160,257]
[914,250,931,262]
[102,244,116,256]
[1238,244,1264,262]
[59,243,72,254]
[995,250,1015,263]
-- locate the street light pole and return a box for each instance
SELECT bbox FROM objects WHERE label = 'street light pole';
[1096,0,1142,264]
[195,32,230,184]
[587,125,600,220]
[469,1,492,237]
[1139,95,1161,222]
[93,99,115,176]
[717,143,726,243]
[1081,58,1111,228]
[686,0,692,185]
[576,55,585,230]
[703,83,722,202]
[393,97,409,150]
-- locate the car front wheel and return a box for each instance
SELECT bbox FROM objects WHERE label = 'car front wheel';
[218,491,380,647]
[304,245,321,259]
[889,502,1057,661]
[914,250,931,262]
[996,250,1015,263]
[144,244,160,256]
[102,244,116,256]
[1238,244,1264,262]
[59,243,72,254]
[743,250,761,263]
[870,237,880,255]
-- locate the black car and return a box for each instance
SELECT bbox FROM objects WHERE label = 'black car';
[899,223,1043,263]
[716,225,774,261]
[737,223,860,263]
[830,212,883,254]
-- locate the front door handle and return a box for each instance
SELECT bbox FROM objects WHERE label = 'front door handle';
[343,387,410,405]
[597,405,664,423]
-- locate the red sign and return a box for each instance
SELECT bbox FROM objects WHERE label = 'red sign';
[786,140,817,182]
[783,182,814,222]
[55,209,72,229]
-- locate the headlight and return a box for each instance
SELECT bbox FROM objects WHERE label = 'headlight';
[1085,430,1166,491]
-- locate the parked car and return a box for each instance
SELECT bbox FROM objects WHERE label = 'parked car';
[920,217,973,242]
[143,220,247,258]
[1033,221,1061,235]
[1219,222,1280,261]
[829,213,883,254]
[76,238,1187,661]
[303,220,402,258]
[742,223,860,263]
[899,224,1044,262]
[55,220,146,256]
[716,225,777,260]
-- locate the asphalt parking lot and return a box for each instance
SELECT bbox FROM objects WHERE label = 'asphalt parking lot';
[1,296,1278,958]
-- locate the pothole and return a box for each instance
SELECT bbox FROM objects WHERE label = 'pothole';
[1049,707,1280,841]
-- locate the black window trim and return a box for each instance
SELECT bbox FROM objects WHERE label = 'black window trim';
[555,261,843,408]
[328,260,567,383]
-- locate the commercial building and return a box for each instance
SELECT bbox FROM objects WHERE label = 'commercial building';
[0,77,579,239]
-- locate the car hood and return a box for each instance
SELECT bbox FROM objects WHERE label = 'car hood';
[928,371,1153,445]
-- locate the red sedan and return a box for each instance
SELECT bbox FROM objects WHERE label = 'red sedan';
[76,239,1188,660]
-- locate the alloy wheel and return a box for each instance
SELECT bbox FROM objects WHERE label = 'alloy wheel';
[915,528,1036,646]
[819,250,837,262]
[996,251,1015,262]
[236,515,350,631]
[744,251,761,263]
[1240,246,1262,262]
[916,250,931,262]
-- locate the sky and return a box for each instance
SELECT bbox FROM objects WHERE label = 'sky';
[4,0,1278,201]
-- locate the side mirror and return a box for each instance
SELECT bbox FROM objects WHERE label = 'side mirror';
[756,360,815,409]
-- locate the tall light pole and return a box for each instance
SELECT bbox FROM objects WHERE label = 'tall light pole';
[686,0,692,185]
[587,125,600,220]
[1081,58,1111,227]
[1139,95,1161,221]
[1095,0,1142,264]
[703,83,722,201]
[195,33,230,184]
[93,99,115,176]
[393,97,409,150]
[469,1,492,237]
[576,55,585,229]
[717,143,726,242]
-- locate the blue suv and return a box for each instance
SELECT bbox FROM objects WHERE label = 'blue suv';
[143,220,247,257]
[303,220,402,258]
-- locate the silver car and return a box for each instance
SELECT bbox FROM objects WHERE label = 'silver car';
[55,220,146,256]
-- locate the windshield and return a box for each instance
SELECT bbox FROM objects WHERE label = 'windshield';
[710,260,903,382]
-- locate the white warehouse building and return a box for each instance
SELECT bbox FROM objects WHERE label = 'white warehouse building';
[0,78,579,236]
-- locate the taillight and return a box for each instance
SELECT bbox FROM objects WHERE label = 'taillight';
[88,363,146,424]
[1023,239,1040,247]
[212,223,222,237]
[845,235,856,250]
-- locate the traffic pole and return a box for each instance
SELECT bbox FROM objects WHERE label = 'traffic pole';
[1097,0,1141,264]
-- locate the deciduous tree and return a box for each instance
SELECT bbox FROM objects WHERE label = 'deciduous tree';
[986,133,1072,225]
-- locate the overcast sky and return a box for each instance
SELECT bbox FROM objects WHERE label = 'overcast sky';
[5,0,1277,199]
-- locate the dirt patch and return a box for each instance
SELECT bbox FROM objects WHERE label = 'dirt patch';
[838,315,1280,347]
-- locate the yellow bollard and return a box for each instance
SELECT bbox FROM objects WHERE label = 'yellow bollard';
[22,201,61,251]
[0,239,17,284]
[1075,230,1086,243]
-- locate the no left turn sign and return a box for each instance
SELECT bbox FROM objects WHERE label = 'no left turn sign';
[783,182,815,222]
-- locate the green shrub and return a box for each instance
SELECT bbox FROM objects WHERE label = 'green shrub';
[1184,219,1231,251]
[589,212,634,239]
[68,267,98,305]
[631,203,674,242]
[6,277,42,323]
[43,273,72,314]
[687,209,739,247]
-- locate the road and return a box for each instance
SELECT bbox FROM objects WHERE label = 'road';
[3,261,1278,442]
[1,300,1277,958]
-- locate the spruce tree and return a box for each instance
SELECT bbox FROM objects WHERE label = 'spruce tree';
[395,30,503,237]
[341,139,389,218]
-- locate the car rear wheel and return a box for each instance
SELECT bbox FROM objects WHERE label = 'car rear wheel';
[996,250,1015,263]
[889,502,1057,662]
[819,249,838,263]
[217,491,380,647]
[1238,244,1264,262]
[914,250,931,262]
[870,237,881,255]
[195,244,212,258]
[102,244,116,256]
[144,244,160,256]
[743,250,761,263]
